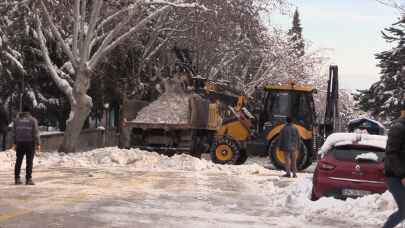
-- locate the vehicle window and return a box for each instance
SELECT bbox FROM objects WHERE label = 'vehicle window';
[288,92,313,128]
[270,92,289,117]
[332,146,385,162]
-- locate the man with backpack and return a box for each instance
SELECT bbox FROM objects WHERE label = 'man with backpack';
[11,106,41,185]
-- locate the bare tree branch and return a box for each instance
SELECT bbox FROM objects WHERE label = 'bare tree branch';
[82,0,103,63]
[90,3,142,65]
[39,0,78,68]
[72,0,80,59]
[3,51,27,75]
[36,13,75,105]
[96,2,139,32]
[89,5,171,70]
[79,0,87,53]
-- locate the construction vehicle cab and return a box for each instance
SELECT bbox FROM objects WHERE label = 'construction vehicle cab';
[261,82,317,170]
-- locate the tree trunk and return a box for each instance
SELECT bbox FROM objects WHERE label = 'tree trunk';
[58,71,92,152]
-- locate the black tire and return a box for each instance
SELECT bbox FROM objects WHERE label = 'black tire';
[210,137,243,165]
[235,149,248,165]
[268,136,309,171]
[310,188,318,201]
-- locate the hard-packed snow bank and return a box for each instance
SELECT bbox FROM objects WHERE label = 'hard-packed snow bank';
[0,149,15,170]
[0,147,271,176]
[263,175,397,227]
[133,79,190,124]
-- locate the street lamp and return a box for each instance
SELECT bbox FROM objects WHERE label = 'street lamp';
[104,103,110,129]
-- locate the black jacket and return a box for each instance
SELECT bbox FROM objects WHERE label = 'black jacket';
[385,117,405,178]
[0,105,8,133]
[12,113,41,145]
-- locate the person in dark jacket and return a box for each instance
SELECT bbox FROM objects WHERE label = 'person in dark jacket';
[0,104,9,151]
[11,106,41,185]
[383,103,405,228]
[278,116,300,178]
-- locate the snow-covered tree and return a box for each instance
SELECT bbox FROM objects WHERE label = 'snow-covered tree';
[34,0,204,152]
[355,17,405,123]
[0,1,70,129]
[243,29,327,96]
[376,0,405,12]
[288,8,305,58]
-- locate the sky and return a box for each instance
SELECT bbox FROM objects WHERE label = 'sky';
[269,0,401,91]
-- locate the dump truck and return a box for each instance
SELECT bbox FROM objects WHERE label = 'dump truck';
[119,80,222,158]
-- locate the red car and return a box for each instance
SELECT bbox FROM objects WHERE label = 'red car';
[312,133,387,200]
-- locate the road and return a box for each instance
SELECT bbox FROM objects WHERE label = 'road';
[0,166,375,228]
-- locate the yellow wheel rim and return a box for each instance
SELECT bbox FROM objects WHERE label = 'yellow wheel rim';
[275,148,286,165]
[215,144,234,161]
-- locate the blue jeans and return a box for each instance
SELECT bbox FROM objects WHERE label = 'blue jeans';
[383,177,405,228]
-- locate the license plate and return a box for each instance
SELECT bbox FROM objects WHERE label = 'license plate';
[342,189,371,197]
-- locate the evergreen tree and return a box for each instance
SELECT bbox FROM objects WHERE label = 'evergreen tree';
[288,8,305,58]
[355,18,405,123]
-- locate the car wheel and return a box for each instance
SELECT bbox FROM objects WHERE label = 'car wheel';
[310,188,318,201]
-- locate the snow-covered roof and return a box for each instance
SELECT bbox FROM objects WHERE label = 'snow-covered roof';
[319,133,387,158]
[348,117,385,129]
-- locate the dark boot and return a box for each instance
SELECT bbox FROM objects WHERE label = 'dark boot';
[15,178,23,185]
[26,179,35,185]
[282,173,291,178]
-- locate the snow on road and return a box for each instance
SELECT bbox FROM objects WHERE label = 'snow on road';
[0,147,398,227]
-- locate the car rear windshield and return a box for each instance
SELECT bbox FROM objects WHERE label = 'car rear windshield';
[332,146,385,162]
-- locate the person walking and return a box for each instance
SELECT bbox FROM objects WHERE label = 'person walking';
[278,116,300,178]
[0,103,9,151]
[383,103,405,228]
[11,106,41,185]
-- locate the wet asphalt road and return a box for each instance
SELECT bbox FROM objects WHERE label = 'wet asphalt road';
[0,167,375,228]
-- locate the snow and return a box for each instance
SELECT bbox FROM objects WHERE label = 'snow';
[276,176,396,226]
[355,152,379,162]
[319,133,387,158]
[0,148,270,175]
[348,117,386,129]
[40,131,63,136]
[0,147,400,227]
[133,79,190,124]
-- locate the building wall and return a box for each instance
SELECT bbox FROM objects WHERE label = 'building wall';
[1,128,118,152]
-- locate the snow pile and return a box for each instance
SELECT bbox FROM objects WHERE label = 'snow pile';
[133,79,190,124]
[0,149,15,170]
[319,133,387,157]
[349,117,386,129]
[269,176,396,226]
[355,152,379,162]
[134,93,190,124]
[0,147,273,176]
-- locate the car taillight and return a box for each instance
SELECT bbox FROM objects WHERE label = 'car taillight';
[319,162,335,171]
